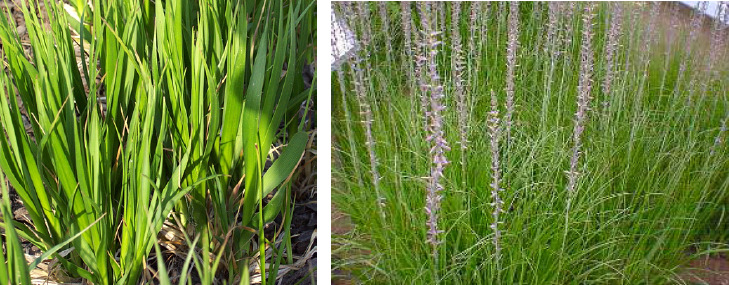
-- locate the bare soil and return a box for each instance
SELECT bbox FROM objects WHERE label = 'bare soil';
[681,255,729,285]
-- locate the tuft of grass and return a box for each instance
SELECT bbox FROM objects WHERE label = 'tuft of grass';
[333,2,729,284]
[0,0,315,284]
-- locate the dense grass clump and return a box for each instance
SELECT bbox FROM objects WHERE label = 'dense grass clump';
[333,2,729,284]
[0,0,315,284]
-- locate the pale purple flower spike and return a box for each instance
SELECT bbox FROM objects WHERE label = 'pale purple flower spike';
[420,3,449,260]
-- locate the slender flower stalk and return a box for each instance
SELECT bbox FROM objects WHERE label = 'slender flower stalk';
[351,2,375,97]
[497,2,506,57]
[331,12,364,188]
[412,3,421,45]
[638,3,659,76]
[504,1,519,145]
[562,2,575,53]
[545,2,559,56]
[640,3,659,61]
[532,2,546,55]
[602,3,622,108]
[709,2,727,71]
[339,2,356,32]
[699,2,728,103]
[623,3,644,74]
[439,2,446,46]
[349,4,385,219]
[401,1,416,116]
[482,2,490,51]
[411,3,420,54]
[401,2,412,71]
[356,2,372,47]
[498,2,505,20]
[658,3,681,98]
[469,2,480,60]
[566,3,595,196]
[417,2,430,133]
[676,1,707,102]
[469,2,481,87]
[563,5,596,263]
[420,3,449,261]
[631,2,659,118]
[540,2,561,132]
[350,59,385,219]
[451,2,462,75]
[337,69,364,189]
[379,2,393,63]
[451,2,468,151]
[487,89,504,269]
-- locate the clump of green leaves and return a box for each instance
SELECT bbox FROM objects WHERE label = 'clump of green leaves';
[0,0,315,284]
